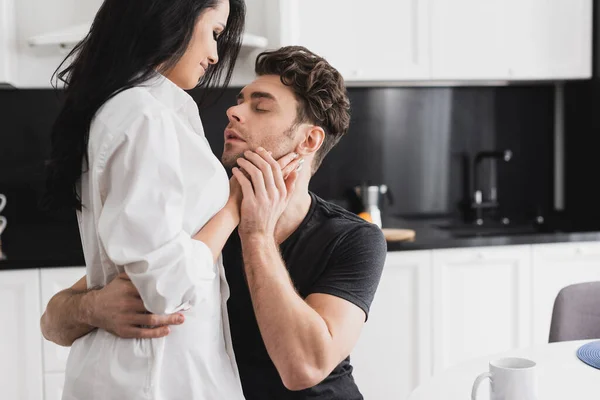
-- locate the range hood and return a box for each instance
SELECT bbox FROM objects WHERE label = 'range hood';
[29,23,268,50]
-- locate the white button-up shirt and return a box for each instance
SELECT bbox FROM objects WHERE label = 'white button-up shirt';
[62,75,245,400]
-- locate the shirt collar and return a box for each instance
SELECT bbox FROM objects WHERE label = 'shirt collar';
[144,73,194,112]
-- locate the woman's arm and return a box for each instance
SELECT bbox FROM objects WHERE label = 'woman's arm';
[193,152,301,262]
[97,113,231,315]
[192,179,241,263]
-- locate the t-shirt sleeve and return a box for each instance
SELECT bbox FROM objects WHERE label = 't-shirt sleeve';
[307,223,387,320]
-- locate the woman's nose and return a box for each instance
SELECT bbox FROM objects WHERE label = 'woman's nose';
[208,43,219,65]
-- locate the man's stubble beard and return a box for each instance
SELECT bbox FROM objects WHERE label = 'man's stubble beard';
[221,144,245,169]
[221,123,299,169]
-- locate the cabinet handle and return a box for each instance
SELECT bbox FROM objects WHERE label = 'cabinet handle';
[411,0,419,65]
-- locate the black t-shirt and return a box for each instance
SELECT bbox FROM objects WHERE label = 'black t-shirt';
[224,192,387,400]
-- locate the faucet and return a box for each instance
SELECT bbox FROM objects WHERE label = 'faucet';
[471,149,512,225]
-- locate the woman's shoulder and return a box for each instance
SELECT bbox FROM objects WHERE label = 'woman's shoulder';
[93,85,167,132]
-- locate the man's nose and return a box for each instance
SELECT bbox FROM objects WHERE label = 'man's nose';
[226,105,242,123]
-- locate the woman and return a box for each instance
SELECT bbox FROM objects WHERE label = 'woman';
[44,0,294,399]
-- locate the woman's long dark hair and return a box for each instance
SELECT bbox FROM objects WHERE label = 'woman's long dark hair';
[44,0,245,211]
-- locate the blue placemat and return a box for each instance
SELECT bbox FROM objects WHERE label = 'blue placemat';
[577,340,600,369]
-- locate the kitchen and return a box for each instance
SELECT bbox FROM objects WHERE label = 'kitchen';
[1,0,600,399]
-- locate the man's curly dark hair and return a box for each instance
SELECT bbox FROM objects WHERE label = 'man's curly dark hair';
[255,46,351,173]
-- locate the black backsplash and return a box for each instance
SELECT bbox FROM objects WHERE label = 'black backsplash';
[564,80,600,229]
[194,85,555,219]
[0,85,555,264]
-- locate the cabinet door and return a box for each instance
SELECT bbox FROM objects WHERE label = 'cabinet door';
[0,269,43,400]
[14,0,103,87]
[532,242,600,345]
[0,0,17,84]
[431,245,532,373]
[44,373,65,400]
[40,267,86,373]
[281,0,431,81]
[351,250,433,400]
[430,0,510,80]
[506,0,592,79]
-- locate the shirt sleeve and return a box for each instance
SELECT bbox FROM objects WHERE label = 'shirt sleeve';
[307,223,387,321]
[97,111,216,315]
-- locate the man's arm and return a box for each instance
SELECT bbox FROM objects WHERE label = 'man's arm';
[240,235,366,391]
[40,274,184,347]
[233,148,382,391]
[40,276,95,346]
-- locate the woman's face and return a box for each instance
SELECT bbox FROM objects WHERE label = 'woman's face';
[166,0,230,90]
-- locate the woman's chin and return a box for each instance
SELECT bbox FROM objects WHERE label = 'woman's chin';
[181,78,201,90]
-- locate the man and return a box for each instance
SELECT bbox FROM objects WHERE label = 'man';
[41,46,387,399]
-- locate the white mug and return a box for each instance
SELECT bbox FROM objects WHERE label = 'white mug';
[0,216,6,236]
[0,194,5,214]
[472,357,537,400]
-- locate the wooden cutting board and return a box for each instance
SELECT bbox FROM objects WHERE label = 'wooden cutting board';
[382,228,416,242]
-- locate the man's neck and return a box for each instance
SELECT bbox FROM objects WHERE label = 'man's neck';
[274,172,312,245]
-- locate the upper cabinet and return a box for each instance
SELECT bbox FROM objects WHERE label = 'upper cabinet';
[271,0,592,83]
[13,0,103,88]
[431,0,593,81]
[275,0,431,81]
[9,0,268,88]
[430,0,510,80]
[2,0,594,87]
[0,0,17,86]
[506,0,592,80]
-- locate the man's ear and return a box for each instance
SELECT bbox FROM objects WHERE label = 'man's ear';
[296,126,325,157]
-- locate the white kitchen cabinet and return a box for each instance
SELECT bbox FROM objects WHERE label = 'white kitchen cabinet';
[430,0,510,80]
[430,0,592,81]
[0,269,43,400]
[275,0,431,81]
[506,0,592,80]
[8,0,593,87]
[40,267,86,373]
[44,373,65,400]
[431,245,532,373]
[0,0,17,85]
[532,242,600,345]
[352,250,433,400]
[14,0,102,87]
[13,0,268,88]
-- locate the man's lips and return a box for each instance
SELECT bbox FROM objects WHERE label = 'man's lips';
[224,129,246,143]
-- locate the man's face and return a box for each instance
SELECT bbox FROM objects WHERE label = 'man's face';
[222,75,302,168]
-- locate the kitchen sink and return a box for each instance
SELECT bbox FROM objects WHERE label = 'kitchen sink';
[435,221,547,238]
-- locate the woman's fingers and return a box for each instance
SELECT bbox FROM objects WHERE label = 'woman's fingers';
[236,157,267,199]
[277,152,298,169]
[276,152,299,171]
[243,150,277,197]
[282,158,303,179]
[255,148,287,197]
[232,167,256,201]
[285,169,299,200]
